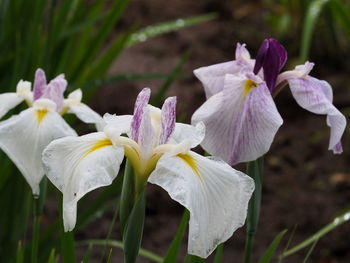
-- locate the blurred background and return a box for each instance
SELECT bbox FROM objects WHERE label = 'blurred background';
[0,0,350,262]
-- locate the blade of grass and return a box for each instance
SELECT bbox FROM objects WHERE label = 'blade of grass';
[300,0,329,62]
[328,0,350,37]
[302,239,318,263]
[126,13,217,47]
[78,240,163,263]
[258,230,288,263]
[163,209,190,263]
[281,208,350,258]
[16,241,24,263]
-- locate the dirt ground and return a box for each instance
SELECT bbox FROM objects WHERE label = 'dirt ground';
[77,0,350,262]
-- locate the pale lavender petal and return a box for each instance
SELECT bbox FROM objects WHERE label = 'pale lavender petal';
[192,74,283,165]
[33,68,47,100]
[131,88,151,141]
[276,62,314,86]
[160,96,177,144]
[194,43,254,99]
[288,76,346,154]
[42,77,67,112]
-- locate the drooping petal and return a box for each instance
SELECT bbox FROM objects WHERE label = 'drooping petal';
[131,88,151,141]
[192,74,283,165]
[33,68,47,100]
[194,43,254,99]
[287,76,346,153]
[0,99,76,195]
[169,122,205,148]
[148,151,254,258]
[160,96,176,144]
[42,132,124,231]
[0,93,23,119]
[253,38,287,93]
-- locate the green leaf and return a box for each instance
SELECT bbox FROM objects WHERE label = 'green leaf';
[213,243,224,263]
[281,208,350,259]
[127,13,217,47]
[329,0,350,37]
[16,241,24,263]
[123,190,146,263]
[163,209,190,263]
[47,249,56,263]
[77,240,163,263]
[258,229,288,263]
[81,243,93,263]
[300,0,329,61]
[302,239,318,263]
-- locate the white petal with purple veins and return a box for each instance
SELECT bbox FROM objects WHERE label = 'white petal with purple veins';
[131,88,151,141]
[288,76,346,153]
[42,132,124,231]
[192,74,283,165]
[148,151,254,258]
[160,96,177,144]
[169,122,205,148]
[0,99,76,195]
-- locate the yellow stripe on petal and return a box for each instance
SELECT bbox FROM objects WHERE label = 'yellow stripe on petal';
[36,109,48,125]
[243,79,257,98]
[83,139,113,157]
[177,153,202,180]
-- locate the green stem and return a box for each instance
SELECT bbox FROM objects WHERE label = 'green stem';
[31,198,40,263]
[243,157,264,263]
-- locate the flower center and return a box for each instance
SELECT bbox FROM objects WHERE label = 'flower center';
[243,79,257,98]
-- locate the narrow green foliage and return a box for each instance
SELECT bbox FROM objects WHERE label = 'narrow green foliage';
[213,243,224,263]
[123,190,146,263]
[58,194,76,263]
[151,50,190,107]
[244,157,264,263]
[300,0,329,61]
[258,230,288,263]
[328,0,350,37]
[81,243,93,263]
[106,249,113,263]
[163,209,190,263]
[31,199,40,263]
[281,208,350,258]
[16,242,24,263]
[47,249,56,263]
[78,240,163,263]
[302,239,318,263]
[120,160,136,235]
[127,13,217,47]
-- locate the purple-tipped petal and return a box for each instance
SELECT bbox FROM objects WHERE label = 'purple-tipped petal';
[287,76,346,154]
[33,68,47,100]
[160,96,177,144]
[253,38,287,93]
[131,88,151,141]
[192,74,283,165]
[138,106,155,157]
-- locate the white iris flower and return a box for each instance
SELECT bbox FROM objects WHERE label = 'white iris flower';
[42,88,255,258]
[0,68,103,195]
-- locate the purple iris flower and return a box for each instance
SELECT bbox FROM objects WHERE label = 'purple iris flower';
[192,39,346,165]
